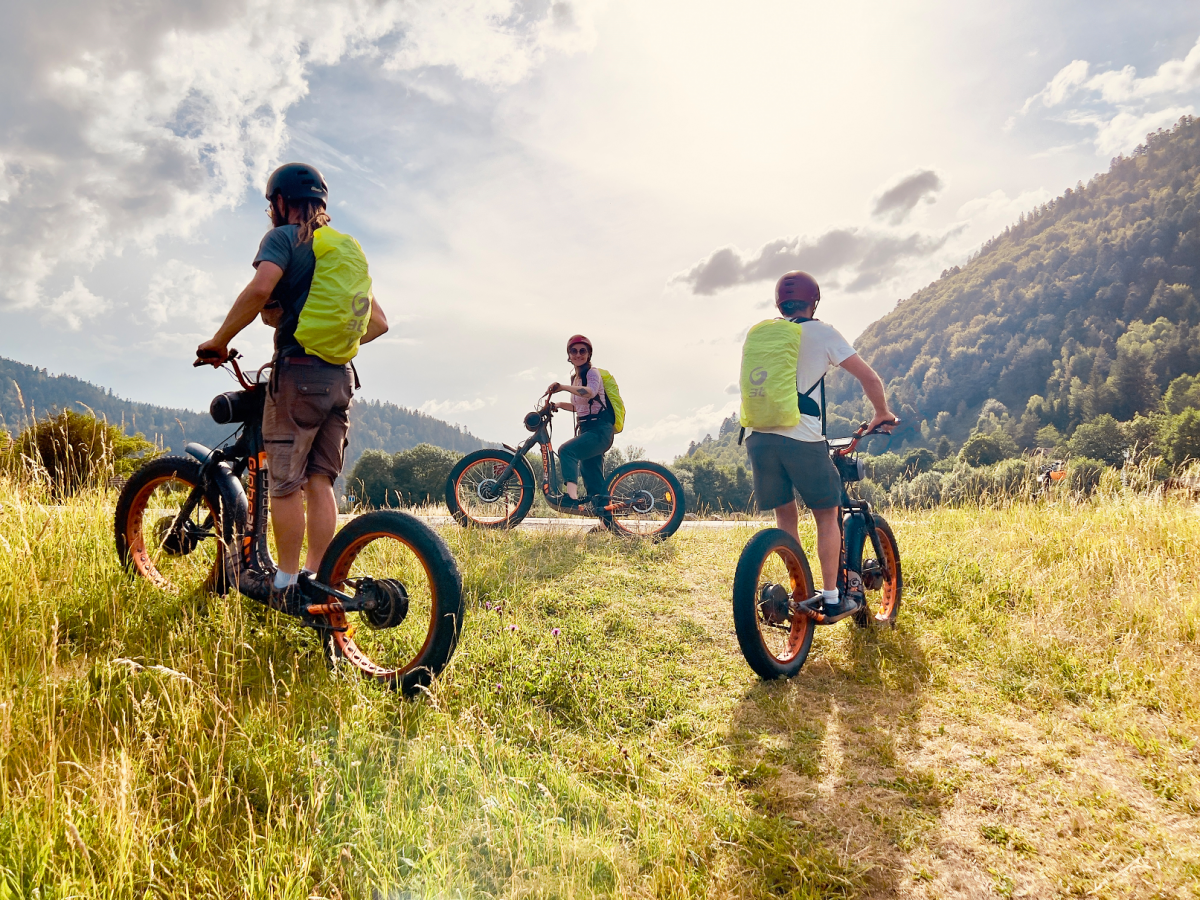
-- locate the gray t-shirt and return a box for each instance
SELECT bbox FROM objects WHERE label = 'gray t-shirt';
[253,224,316,359]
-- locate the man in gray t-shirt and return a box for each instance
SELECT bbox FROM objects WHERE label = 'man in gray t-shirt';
[197,163,388,610]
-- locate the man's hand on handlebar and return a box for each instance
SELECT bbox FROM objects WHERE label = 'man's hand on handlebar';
[195,339,231,367]
[864,412,901,435]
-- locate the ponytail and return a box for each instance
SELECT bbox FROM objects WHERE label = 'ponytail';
[292,199,331,244]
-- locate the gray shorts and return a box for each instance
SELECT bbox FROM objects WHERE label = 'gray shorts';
[263,358,354,497]
[746,432,841,511]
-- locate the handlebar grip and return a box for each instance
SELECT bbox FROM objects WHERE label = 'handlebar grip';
[193,347,237,368]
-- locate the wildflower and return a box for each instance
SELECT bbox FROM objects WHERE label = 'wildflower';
[551,627,561,638]
[508,623,518,632]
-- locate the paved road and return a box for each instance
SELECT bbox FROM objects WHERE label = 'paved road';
[339,514,771,531]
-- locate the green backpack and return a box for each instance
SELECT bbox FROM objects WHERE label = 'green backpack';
[294,226,373,365]
[596,368,625,434]
[738,318,824,431]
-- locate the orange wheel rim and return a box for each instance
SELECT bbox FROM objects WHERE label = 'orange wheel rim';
[326,531,439,681]
[455,457,516,525]
[758,544,813,663]
[125,475,218,590]
[608,469,675,535]
[874,531,900,621]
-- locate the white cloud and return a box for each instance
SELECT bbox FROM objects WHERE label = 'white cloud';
[49,277,110,332]
[1020,59,1089,113]
[1016,35,1200,156]
[0,0,597,311]
[145,260,224,326]
[418,396,494,417]
[621,401,738,452]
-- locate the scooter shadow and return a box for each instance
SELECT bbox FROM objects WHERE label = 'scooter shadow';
[726,621,933,896]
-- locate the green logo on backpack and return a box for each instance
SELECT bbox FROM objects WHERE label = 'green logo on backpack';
[294,226,373,365]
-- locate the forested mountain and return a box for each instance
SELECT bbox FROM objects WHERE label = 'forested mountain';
[0,356,487,471]
[824,115,1200,450]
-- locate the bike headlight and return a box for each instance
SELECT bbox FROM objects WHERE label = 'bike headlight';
[523,411,542,432]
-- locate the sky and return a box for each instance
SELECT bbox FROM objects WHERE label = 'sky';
[3,0,1200,459]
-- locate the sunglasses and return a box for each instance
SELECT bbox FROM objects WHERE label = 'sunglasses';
[568,346,590,355]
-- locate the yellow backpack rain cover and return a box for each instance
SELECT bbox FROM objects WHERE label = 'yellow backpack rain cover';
[596,368,625,434]
[294,226,373,365]
[738,319,804,429]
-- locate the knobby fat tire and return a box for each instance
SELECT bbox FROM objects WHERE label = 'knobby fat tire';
[316,510,464,696]
[852,515,902,628]
[732,527,817,679]
[602,461,687,540]
[114,454,239,595]
[445,450,536,529]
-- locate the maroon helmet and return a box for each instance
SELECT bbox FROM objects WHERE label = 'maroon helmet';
[566,334,593,354]
[775,271,820,313]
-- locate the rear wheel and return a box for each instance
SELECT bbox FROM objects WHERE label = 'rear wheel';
[603,462,686,539]
[732,528,817,679]
[445,450,535,528]
[855,516,902,627]
[114,455,237,594]
[314,511,464,696]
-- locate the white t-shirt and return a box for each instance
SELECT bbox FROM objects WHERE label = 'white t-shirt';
[748,318,856,444]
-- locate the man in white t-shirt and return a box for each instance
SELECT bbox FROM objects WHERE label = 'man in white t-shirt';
[745,271,897,616]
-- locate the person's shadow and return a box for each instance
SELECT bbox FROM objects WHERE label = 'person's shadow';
[727,622,935,896]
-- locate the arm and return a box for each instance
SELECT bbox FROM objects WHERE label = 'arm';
[198,262,284,360]
[838,353,899,431]
[546,371,599,399]
[361,297,389,344]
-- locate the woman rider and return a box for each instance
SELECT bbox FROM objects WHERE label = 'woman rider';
[545,334,614,509]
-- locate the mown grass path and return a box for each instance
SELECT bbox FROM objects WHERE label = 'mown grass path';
[1,487,1198,898]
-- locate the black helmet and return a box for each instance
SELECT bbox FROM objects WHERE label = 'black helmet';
[265,162,328,204]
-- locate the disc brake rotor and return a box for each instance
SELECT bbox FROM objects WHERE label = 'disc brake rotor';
[154,515,201,556]
[628,489,655,514]
[359,578,410,629]
[476,479,502,503]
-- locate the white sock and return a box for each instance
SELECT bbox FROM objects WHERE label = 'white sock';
[273,569,299,589]
[820,588,839,604]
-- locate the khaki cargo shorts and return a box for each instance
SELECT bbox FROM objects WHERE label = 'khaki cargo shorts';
[263,358,354,498]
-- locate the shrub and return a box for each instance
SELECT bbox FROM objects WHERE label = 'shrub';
[862,452,905,490]
[846,477,888,508]
[1161,409,1200,467]
[8,409,157,497]
[959,431,1018,467]
[675,455,755,513]
[890,471,943,508]
[1067,414,1127,466]
[347,449,396,507]
[1067,457,1106,494]
[902,447,935,476]
[991,458,1034,496]
[1162,373,1200,415]
[392,444,461,506]
[941,463,995,505]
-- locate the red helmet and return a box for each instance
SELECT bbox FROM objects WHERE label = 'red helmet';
[775,271,820,311]
[566,334,593,353]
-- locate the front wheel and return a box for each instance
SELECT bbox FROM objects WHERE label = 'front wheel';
[854,516,902,627]
[445,450,535,529]
[603,462,686,539]
[314,511,464,696]
[114,455,238,594]
[732,528,817,679]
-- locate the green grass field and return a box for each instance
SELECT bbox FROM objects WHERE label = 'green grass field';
[2,484,1199,898]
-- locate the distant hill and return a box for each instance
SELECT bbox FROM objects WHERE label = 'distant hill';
[0,356,488,471]
[820,115,1200,449]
